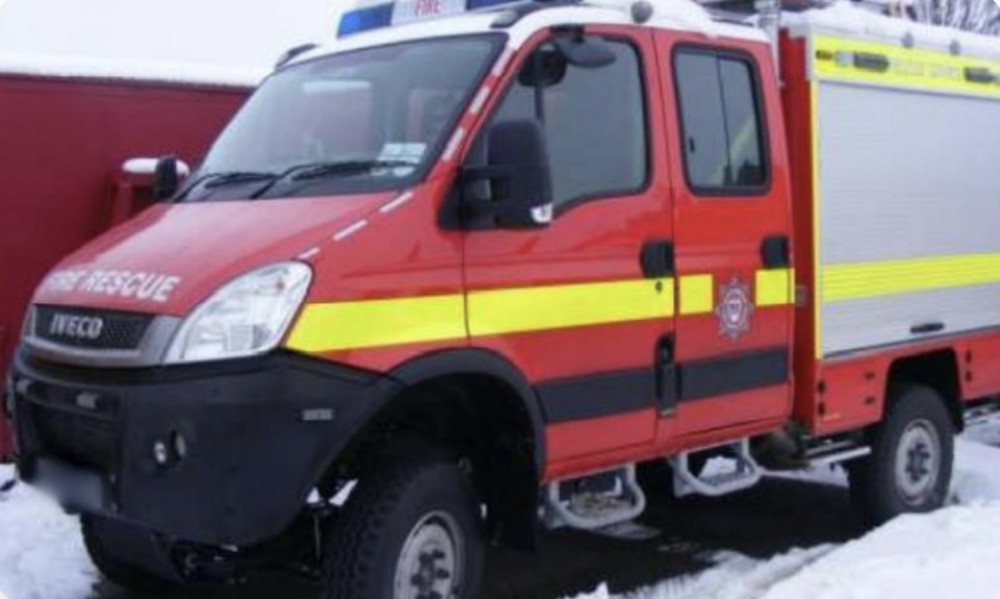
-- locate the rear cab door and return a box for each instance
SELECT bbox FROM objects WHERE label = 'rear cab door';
[653,31,795,446]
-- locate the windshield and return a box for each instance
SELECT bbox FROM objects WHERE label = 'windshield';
[183,35,502,202]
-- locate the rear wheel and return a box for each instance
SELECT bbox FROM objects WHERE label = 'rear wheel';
[322,447,485,599]
[81,515,175,594]
[848,385,954,526]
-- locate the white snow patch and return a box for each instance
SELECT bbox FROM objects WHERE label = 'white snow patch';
[566,547,836,599]
[760,505,1000,599]
[953,422,1000,504]
[0,0,344,86]
[565,419,1000,599]
[0,466,95,599]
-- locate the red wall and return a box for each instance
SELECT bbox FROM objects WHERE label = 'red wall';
[0,73,249,457]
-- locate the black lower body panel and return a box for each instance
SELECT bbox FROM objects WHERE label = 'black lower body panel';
[8,350,401,547]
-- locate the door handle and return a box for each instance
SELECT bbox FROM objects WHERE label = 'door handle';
[761,236,790,269]
[641,240,675,279]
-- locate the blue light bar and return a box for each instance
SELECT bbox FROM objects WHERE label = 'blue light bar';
[337,3,395,37]
[337,0,530,38]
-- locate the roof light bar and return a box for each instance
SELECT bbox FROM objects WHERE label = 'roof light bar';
[337,0,541,37]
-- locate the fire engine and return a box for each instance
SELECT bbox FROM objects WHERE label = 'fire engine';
[5,0,1000,597]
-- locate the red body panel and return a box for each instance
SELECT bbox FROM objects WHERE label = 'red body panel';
[35,194,394,315]
[0,74,247,458]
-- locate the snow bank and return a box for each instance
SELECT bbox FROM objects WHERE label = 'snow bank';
[567,504,1000,599]
[761,505,1000,599]
[953,435,1000,504]
[0,0,344,86]
[784,1,1000,60]
[566,421,1000,599]
[567,547,836,599]
[0,466,94,599]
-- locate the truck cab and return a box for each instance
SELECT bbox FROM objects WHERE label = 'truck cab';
[6,1,959,597]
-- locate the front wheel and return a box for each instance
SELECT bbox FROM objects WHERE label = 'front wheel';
[81,516,175,594]
[848,385,954,526]
[322,448,485,599]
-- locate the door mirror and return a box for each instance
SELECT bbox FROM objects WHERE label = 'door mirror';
[152,155,188,201]
[517,37,617,88]
[553,36,617,69]
[461,120,554,229]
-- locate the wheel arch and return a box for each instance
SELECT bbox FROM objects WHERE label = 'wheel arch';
[325,348,546,550]
[886,348,963,432]
[388,348,547,472]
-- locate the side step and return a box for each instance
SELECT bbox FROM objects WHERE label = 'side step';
[543,464,646,531]
[670,439,763,498]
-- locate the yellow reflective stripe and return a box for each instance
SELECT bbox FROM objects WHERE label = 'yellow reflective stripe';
[679,275,714,315]
[823,253,1000,303]
[756,268,794,307]
[286,294,466,353]
[287,269,801,354]
[813,34,1000,98]
[468,278,673,336]
[810,80,824,359]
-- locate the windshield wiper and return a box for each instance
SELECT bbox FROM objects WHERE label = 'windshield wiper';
[251,160,415,199]
[178,171,278,200]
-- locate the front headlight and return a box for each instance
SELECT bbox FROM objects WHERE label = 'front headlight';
[165,262,312,364]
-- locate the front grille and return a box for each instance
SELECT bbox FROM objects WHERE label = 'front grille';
[32,406,118,471]
[34,306,153,351]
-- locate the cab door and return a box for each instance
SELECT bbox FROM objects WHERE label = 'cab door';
[460,26,675,474]
[655,34,794,442]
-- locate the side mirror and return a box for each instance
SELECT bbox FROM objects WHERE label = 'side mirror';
[553,36,617,69]
[151,155,189,201]
[461,120,554,229]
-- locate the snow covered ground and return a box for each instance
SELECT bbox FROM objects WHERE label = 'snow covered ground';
[573,420,1000,599]
[0,420,997,599]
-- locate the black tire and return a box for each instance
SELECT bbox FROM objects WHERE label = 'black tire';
[848,385,954,526]
[81,516,175,594]
[322,447,486,599]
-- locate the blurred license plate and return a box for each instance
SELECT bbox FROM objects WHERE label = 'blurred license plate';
[36,459,105,511]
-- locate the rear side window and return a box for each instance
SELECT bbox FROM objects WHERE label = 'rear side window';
[674,50,768,193]
[489,39,648,209]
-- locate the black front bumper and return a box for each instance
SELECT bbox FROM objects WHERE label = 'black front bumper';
[8,349,400,547]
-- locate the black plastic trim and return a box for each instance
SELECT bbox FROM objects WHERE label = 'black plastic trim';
[641,240,675,278]
[760,235,790,269]
[537,367,655,423]
[11,349,401,547]
[388,348,547,473]
[853,52,890,72]
[678,347,789,402]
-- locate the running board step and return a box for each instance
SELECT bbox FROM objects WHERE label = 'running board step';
[543,464,646,531]
[670,439,763,498]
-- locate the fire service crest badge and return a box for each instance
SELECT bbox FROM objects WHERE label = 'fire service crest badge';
[716,276,754,342]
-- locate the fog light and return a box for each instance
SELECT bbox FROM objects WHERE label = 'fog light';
[172,432,188,460]
[153,440,169,466]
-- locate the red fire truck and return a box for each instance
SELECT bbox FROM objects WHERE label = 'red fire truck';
[6,0,1000,597]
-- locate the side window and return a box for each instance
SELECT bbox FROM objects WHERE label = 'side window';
[489,39,648,209]
[674,49,768,193]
